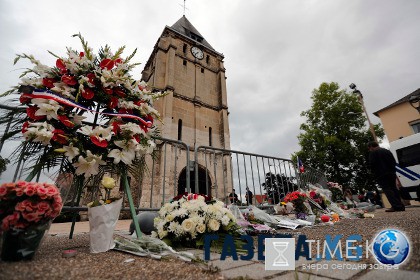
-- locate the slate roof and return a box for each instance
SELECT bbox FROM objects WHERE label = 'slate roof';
[167,16,215,51]
[373,88,420,116]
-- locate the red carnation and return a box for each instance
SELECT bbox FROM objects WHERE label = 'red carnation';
[42,78,56,88]
[57,115,75,128]
[90,135,108,148]
[100,59,115,70]
[81,88,95,100]
[61,75,77,86]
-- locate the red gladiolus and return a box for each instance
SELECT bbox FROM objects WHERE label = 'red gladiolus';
[103,87,113,95]
[81,88,95,100]
[61,75,77,86]
[42,78,56,88]
[52,129,68,145]
[114,58,123,65]
[79,52,84,57]
[56,59,67,74]
[108,97,119,109]
[57,115,75,128]
[100,59,115,70]
[90,135,108,148]
[26,106,44,120]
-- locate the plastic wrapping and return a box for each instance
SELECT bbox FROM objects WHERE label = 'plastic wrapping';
[88,198,123,253]
[114,235,195,262]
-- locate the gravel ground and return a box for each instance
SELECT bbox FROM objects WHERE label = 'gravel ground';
[0,206,419,279]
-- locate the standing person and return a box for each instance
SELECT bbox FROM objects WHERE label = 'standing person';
[228,189,238,204]
[367,141,405,212]
[245,187,253,205]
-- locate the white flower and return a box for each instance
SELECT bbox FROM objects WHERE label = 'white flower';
[72,114,86,125]
[221,215,230,226]
[208,219,220,232]
[32,98,62,120]
[165,214,174,222]
[51,82,76,99]
[108,148,135,165]
[73,150,106,178]
[23,122,54,145]
[78,125,113,141]
[196,223,206,234]
[63,143,80,161]
[181,218,195,233]
[120,122,144,136]
[158,230,168,239]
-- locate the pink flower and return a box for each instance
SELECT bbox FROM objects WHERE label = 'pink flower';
[46,186,59,197]
[0,186,8,197]
[25,185,36,196]
[22,212,39,222]
[37,201,50,212]
[37,186,48,199]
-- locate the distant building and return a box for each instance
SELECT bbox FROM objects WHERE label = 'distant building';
[373,88,420,142]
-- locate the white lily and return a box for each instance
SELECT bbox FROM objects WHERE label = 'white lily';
[120,122,143,136]
[73,150,106,178]
[63,143,80,161]
[108,148,135,165]
[32,98,62,120]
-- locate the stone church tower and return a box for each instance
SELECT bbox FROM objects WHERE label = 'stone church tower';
[140,16,232,206]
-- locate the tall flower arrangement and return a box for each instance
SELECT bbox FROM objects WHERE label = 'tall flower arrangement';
[2,34,168,179]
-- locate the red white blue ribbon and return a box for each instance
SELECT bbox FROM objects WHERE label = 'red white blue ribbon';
[23,90,152,128]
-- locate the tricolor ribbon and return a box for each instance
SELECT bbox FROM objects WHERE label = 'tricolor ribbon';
[22,90,152,128]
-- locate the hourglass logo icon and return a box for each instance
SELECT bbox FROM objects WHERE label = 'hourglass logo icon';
[265,238,295,270]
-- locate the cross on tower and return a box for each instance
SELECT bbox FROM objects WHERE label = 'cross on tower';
[179,0,188,16]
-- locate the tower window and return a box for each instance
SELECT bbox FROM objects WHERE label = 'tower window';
[183,44,187,53]
[206,55,210,64]
[201,68,204,73]
[209,127,212,146]
[178,119,183,140]
[183,60,187,66]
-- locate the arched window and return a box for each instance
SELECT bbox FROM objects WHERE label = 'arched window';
[178,119,182,140]
[183,44,187,53]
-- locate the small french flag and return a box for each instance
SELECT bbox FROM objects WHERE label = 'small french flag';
[297,157,305,173]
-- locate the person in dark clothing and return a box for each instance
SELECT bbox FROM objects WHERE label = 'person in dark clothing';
[245,187,253,205]
[368,141,405,212]
[229,189,238,204]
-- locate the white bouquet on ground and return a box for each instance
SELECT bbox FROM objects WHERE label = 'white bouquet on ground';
[153,194,241,248]
[88,176,122,253]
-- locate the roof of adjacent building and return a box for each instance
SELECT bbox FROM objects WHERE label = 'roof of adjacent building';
[373,88,420,116]
[167,15,215,51]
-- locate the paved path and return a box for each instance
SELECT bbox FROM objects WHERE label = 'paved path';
[49,216,419,280]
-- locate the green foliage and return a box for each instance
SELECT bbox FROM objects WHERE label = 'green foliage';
[0,156,10,176]
[294,82,384,192]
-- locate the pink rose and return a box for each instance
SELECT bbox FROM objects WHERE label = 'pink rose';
[52,201,62,214]
[0,186,8,197]
[37,186,48,199]
[46,186,59,197]
[24,185,36,196]
[1,219,9,231]
[22,212,39,222]
[37,201,50,212]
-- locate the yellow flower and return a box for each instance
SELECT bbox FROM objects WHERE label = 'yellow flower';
[105,199,112,204]
[101,176,116,189]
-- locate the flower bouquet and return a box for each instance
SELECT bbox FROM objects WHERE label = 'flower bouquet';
[87,176,122,253]
[283,191,309,219]
[0,181,62,261]
[153,194,241,249]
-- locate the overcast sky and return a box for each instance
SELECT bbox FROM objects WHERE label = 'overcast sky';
[1,0,419,183]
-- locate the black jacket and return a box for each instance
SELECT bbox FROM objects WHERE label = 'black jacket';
[369,147,396,179]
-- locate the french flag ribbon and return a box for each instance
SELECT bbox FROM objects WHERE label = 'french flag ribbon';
[297,156,305,173]
[23,90,152,128]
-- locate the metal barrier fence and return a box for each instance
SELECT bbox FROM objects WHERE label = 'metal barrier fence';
[0,104,328,213]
